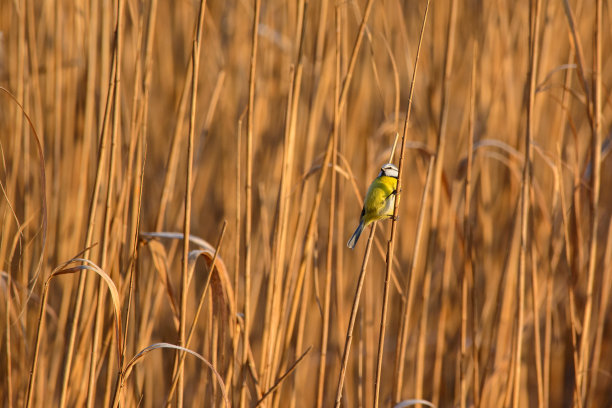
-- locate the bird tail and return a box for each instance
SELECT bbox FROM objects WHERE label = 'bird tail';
[347,221,365,249]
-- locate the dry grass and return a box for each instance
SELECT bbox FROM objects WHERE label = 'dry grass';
[1,0,611,407]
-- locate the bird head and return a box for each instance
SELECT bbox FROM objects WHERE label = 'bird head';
[378,163,399,179]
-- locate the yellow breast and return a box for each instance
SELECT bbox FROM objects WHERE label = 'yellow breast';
[362,175,397,224]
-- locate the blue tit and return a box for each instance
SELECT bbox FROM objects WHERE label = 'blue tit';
[347,163,399,249]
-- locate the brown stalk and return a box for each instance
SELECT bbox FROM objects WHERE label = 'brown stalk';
[468,42,480,408]
[561,0,593,127]
[256,347,311,407]
[513,0,541,406]
[267,4,308,394]
[272,0,376,389]
[335,223,378,407]
[460,43,477,408]
[290,246,314,408]
[414,0,457,403]
[86,1,125,406]
[57,2,117,405]
[240,0,261,406]
[233,112,243,404]
[375,0,430,405]
[176,1,207,405]
[529,247,544,407]
[431,177,460,407]
[558,142,583,408]
[316,6,341,407]
[154,60,193,231]
[577,0,603,405]
[544,30,576,408]
[163,222,227,404]
[588,217,612,402]
[392,158,434,400]
[260,65,296,392]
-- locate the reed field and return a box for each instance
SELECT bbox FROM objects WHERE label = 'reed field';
[2,0,612,406]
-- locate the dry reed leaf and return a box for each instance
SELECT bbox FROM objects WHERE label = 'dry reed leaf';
[140,232,237,334]
[119,342,229,408]
[143,238,180,329]
[393,399,436,408]
[188,249,235,337]
[48,259,123,361]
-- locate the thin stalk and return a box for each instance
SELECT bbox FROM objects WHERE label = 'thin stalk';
[432,181,460,407]
[240,0,261,406]
[316,6,341,407]
[513,0,541,406]
[335,223,377,407]
[163,222,227,406]
[87,1,123,405]
[461,42,477,408]
[375,1,430,406]
[58,1,116,404]
[392,159,434,401]
[234,114,242,403]
[5,248,12,408]
[177,0,207,405]
[530,249,544,407]
[577,0,602,405]
[154,61,193,231]
[273,0,376,385]
[414,0,457,402]
[267,4,307,391]
[25,282,50,408]
[588,217,612,402]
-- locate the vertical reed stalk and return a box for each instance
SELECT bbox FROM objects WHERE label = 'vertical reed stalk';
[392,159,434,400]
[513,0,541,406]
[414,0,457,402]
[177,1,207,406]
[240,1,261,406]
[375,1,430,405]
[335,223,377,407]
[87,1,123,405]
[461,42,477,408]
[577,0,602,405]
[58,1,116,403]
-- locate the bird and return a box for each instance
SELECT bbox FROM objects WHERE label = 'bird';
[347,163,398,249]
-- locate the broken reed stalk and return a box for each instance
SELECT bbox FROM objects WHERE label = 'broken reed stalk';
[374,0,430,406]
[513,0,541,406]
[176,1,207,406]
